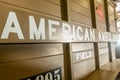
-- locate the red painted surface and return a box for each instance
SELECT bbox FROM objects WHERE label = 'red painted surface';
[96,3,104,22]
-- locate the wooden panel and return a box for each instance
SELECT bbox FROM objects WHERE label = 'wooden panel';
[46,0,60,5]
[72,43,94,52]
[61,67,64,80]
[73,50,94,63]
[73,58,95,80]
[0,44,63,63]
[72,43,95,79]
[98,43,109,67]
[108,2,116,32]
[96,15,106,22]
[96,0,105,13]
[95,0,107,31]
[71,0,91,9]
[99,53,109,67]
[98,43,108,48]
[97,27,106,31]
[99,48,109,55]
[70,11,92,26]
[70,1,91,17]
[111,43,116,60]
[0,55,63,80]
[70,0,92,27]
[109,25,116,32]
[96,20,106,31]
[0,0,61,18]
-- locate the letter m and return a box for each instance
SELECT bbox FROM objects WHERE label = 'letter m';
[29,16,46,40]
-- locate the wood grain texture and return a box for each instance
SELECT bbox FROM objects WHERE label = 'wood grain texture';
[0,0,116,80]
[71,0,91,9]
[63,43,74,80]
[96,19,106,30]
[46,0,60,5]
[98,43,109,66]
[95,0,107,31]
[96,15,106,22]
[0,0,61,18]
[70,0,92,27]
[72,43,94,52]
[95,0,105,11]
[99,53,109,67]
[96,28,106,31]
[110,43,116,60]
[0,55,63,80]
[0,44,63,63]
[73,50,95,63]
[70,1,91,17]
[72,43,95,79]
[73,58,95,80]
[99,48,109,55]
[108,2,116,32]
[70,11,92,26]
[98,43,108,48]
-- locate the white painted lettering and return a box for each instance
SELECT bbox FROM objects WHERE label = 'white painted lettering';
[71,25,76,40]
[29,16,46,40]
[84,28,90,41]
[62,23,71,34]
[76,26,83,41]
[48,20,59,40]
[1,12,24,39]
[90,29,95,41]
[62,23,71,40]
[99,31,102,41]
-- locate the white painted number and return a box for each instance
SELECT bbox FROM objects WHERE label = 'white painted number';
[45,72,53,80]
[54,69,60,80]
[36,75,44,80]
[26,69,61,80]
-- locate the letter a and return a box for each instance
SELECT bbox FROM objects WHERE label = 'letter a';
[1,12,24,39]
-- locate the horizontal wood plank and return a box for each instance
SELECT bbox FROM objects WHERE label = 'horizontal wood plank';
[96,20,106,30]
[46,0,60,5]
[0,44,63,63]
[70,1,91,17]
[73,50,94,63]
[111,43,116,60]
[70,11,92,26]
[0,55,63,80]
[95,0,106,31]
[99,48,109,55]
[108,4,116,32]
[73,58,95,80]
[71,0,90,9]
[0,0,61,18]
[70,0,92,26]
[98,43,108,48]
[99,53,109,67]
[72,43,94,52]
